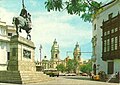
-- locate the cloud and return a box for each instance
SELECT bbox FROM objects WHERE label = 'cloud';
[31,11,92,60]
[29,0,38,6]
[0,6,92,61]
[0,7,27,37]
[0,7,17,25]
[31,11,92,45]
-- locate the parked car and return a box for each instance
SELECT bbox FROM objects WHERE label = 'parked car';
[93,75,100,81]
[81,73,88,76]
[43,69,59,77]
[59,73,66,76]
[65,73,76,76]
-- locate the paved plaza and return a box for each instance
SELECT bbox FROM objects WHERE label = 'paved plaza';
[0,76,119,85]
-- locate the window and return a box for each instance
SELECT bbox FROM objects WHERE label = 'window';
[0,27,6,35]
[44,56,47,58]
[107,39,110,51]
[111,29,114,33]
[115,28,118,32]
[8,33,12,36]
[119,36,120,47]
[7,52,10,60]
[111,38,114,51]
[55,54,57,58]
[1,42,4,49]
[104,40,106,52]
[104,32,106,36]
[108,13,113,19]
[107,31,110,35]
[115,37,118,50]
[94,24,96,30]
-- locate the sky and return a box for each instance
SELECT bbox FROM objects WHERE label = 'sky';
[0,0,109,61]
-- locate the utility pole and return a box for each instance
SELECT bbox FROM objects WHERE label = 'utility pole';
[39,44,42,65]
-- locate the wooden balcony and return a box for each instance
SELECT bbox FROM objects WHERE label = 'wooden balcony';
[102,50,120,61]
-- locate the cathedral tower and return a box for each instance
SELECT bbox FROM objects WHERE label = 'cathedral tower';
[50,39,60,69]
[73,42,81,74]
[73,42,81,61]
[51,39,60,61]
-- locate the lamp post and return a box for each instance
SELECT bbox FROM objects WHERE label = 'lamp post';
[39,44,42,65]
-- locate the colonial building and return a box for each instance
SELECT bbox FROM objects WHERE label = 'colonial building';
[41,39,65,70]
[41,56,49,69]
[41,40,82,71]
[92,0,120,74]
[0,20,15,70]
[50,39,61,68]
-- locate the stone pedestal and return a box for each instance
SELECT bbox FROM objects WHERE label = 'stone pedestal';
[0,35,52,84]
[8,35,36,71]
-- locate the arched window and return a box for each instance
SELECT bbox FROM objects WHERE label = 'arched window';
[55,54,57,58]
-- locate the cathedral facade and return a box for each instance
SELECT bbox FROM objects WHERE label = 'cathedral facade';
[41,40,82,72]
[73,42,82,73]
[73,42,81,62]
[42,39,65,70]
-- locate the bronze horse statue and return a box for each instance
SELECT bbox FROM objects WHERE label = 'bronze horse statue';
[12,8,32,40]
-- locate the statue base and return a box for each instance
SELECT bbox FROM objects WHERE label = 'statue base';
[0,71,52,84]
[0,35,52,84]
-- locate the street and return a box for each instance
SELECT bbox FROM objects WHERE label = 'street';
[0,76,119,85]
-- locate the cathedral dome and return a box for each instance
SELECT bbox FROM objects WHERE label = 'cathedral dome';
[74,42,80,52]
[51,39,59,51]
[73,42,81,61]
[51,39,60,61]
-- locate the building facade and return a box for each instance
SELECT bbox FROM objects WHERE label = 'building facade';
[0,20,15,70]
[92,0,120,74]
[41,40,82,71]
[41,39,65,70]
[50,39,61,68]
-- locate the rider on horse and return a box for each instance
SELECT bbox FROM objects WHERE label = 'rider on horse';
[19,8,32,33]
[12,0,32,40]
[20,8,28,19]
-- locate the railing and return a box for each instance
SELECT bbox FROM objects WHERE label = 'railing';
[106,72,118,83]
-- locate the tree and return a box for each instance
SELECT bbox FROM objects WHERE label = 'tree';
[66,59,79,73]
[45,0,116,22]
[56,64,66,73]
[80,60,92,73]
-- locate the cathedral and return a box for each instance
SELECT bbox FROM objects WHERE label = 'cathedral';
[49,39,65,68]
[41,39,82,71]
[73,42,81,62]
[73,42,82,73]
[42,39,65,69]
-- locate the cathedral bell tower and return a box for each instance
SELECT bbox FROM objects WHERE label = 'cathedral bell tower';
[73,42,81,74]
[51,39,60,61]
[73,42,81,61]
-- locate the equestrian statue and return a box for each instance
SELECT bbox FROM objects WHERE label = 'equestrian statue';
[12,0,32,40]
